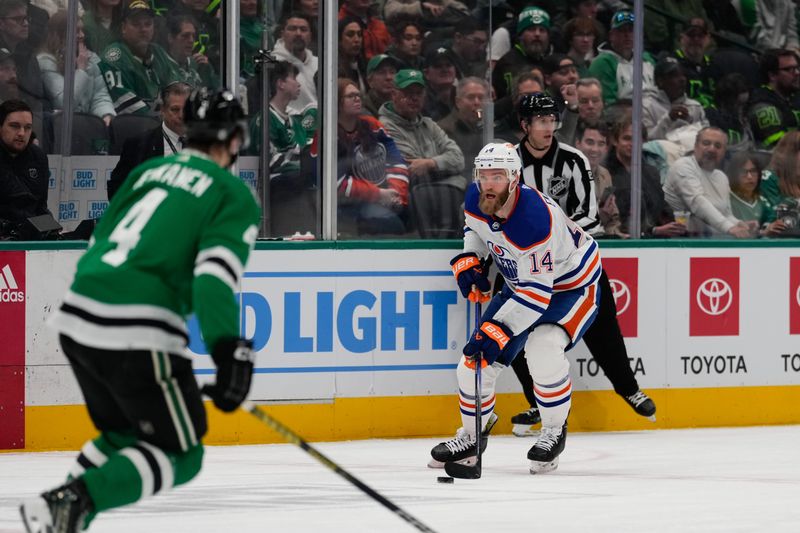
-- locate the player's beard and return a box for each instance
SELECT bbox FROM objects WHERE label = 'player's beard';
[479,187,510,216]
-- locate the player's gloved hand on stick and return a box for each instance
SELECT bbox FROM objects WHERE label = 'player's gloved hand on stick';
[463,319,513,365]
[203,337,255,412]
[450,252,491,303]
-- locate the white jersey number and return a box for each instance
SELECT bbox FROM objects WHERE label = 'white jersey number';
[102,188,168,267]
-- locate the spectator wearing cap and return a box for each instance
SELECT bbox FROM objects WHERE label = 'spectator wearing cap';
[668,18,714,109]
[99,0,179,115]
[273,12,318,114]
[338,16,367,94]
[378,68,466,190]
[437,76,488,180]
[752,0,800,54]
[589,10,657,108]
[643,0,708,53]
[339,0,390,61]
[747,48,800,149]
[642,56,707,141]
[422,46,459,121]
[541,53,581,143]
[563,16,601,78]
[0,0,49,134]
[363,54,399,117]
[450,17,488,79]
[492,6,555,101]
[385,17,425,71]
[489,1,565,68]
[0,48,19,103]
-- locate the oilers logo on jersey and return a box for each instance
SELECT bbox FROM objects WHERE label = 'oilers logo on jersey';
[488,240,519,284]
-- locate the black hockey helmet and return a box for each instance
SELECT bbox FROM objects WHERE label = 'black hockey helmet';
[184,88,250,150]
[517,92,559,120]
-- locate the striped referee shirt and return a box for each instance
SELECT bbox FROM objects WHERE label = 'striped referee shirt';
[516,139,601,234]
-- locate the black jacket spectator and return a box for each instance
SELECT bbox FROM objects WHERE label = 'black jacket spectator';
[108,126,163,200]
[0,132,49,229]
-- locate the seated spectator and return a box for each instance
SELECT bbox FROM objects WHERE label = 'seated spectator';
[165,13,218,89]
[450,17,488,79]
[589,10,657,108]
[706,72,754,153]
[385,16,425,71]
[752,0,799,54]
[725,150,774,232]
[337,77,409,236]
[281,0,319,54]
[100,0,178,116]
[338,16,367,93]
[642,57,707,142]
[643,0,708,54]
[82,0,123,55]
[663,126,753,238]
[437,76,488,180]
[170,0,221,68]
[606,110,685,237]
[492,6,554,100]
[339,0,390,60]
[760,131,800,235]
[0,0,49,137]
[0,48,19,102]
[37,10,115,125]
[563,16,600,78]
[107,82,190,199]
[493,71,545,143]
[383,0,469,28]
[0,99,51,237]
[576,77,605,124]
[272,12,318,114]
[748,48,800,150]
[239,0,263,80]
[574,119,623,237]
[669,18,714,109]
[363,53,399,117]
[703,0,748,45]
[378,69,465,190]
[488,2,564,70]
[249,61,314,185]
[422,46,459,121]
[541,53,580,142]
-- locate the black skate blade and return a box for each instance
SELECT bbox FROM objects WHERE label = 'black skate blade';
[444,461,481,479]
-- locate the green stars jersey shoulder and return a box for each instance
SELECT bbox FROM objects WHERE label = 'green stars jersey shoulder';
[100,42,180,115]
[49,150,261,356]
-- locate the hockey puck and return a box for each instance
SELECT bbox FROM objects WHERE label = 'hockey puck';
[437,476,454,484]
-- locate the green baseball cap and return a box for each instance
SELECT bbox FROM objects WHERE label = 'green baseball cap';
[367,54,399,76]
[517,6,550,33]
[394,69,425,89]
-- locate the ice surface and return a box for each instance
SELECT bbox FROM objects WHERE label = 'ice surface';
[2,425,799,532]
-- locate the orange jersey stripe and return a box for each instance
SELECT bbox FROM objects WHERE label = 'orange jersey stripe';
[554,253,600,291]
[563,285,597,337]
[516,288,551,305]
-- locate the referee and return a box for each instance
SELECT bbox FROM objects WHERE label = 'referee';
[505,93,655,434]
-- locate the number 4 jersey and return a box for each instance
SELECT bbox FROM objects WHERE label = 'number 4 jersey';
[463,183,602,336]
[50,150,261,356]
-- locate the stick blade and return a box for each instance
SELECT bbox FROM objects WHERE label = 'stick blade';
[444,460,481,479]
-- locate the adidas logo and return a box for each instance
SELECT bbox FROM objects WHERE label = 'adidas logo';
[0,264,24,303]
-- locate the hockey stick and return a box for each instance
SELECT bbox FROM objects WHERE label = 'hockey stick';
[444,301,483,480]
[241,400,439,533]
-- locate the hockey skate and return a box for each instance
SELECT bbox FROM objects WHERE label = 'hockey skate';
[428,412,498,468]
[624,390,657,421]
[20,479,93,533]
[511,406,541,437]
[527,423,567,474]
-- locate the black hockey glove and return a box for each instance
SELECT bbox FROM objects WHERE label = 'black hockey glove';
[203,338,255,412]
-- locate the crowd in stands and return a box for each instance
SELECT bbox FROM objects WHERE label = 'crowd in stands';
[6,0,800,240]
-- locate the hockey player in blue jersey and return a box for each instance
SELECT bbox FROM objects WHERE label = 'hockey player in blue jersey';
[429,142,602,474]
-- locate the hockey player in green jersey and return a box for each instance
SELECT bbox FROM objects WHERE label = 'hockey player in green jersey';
[99,0,180,115]
[20,88,260,533]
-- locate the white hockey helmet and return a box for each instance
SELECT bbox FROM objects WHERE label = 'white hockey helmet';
[473,142,522,191]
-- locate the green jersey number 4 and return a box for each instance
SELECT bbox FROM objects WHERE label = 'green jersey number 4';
[102,188,169,267]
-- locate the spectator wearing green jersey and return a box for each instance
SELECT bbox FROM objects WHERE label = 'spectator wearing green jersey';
[99,0,180,115]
